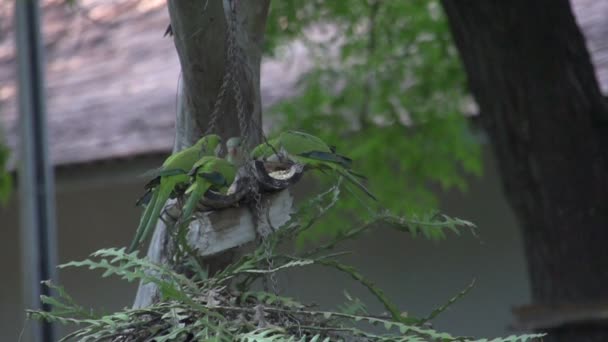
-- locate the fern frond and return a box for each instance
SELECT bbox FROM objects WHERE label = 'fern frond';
[26,182,543,342]
[381,211,476,241]
[312,258,415,324]
[238,328,294,342]
[240,292,305,309]
[59,247,199,302]
[421,279,476,323]
[338,291,368,316]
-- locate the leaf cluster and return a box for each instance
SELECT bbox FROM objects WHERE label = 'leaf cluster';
[0,140,10,206]
[264,0,482,242]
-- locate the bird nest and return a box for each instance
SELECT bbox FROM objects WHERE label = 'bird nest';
[182,160,305,211]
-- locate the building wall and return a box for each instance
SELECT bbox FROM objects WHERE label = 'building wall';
[0,149,530,340]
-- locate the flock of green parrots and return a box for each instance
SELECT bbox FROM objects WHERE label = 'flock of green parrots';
[127,131,375,253]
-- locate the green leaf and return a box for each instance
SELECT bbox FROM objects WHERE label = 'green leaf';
[266,0,482,243]
[0,140,12,206]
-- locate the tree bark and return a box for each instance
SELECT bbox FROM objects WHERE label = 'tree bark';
[133,0,270,309]
[167,0,268,147]
[441,1,608,341]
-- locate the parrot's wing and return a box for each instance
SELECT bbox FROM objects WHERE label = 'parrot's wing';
[281,131,332,154]
[198,171,229,187]
[298,151,353,169]
[251,139,280,160]
[164,145,209,171]
[286,131,331,147]
[188,156,215,176]
[184,171,227,196]
[139,167,188,180]
[250,143,266,159]
[158,168,189,177]
[138,167,162,179]
[285,130,325,144]
[135,189,153,207]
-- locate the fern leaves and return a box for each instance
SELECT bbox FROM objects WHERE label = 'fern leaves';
[26,184,539,341]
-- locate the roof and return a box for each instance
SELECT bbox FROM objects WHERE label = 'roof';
[0,0,607,167]
[572,0,608,93]
[0,0,309,167]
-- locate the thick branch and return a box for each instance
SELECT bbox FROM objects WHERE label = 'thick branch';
[133,1,271,308]
[167,0,269,145]
[441,1,608,340]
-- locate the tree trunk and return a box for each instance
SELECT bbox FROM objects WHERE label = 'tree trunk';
[441,1,608,341]
[133,0,270,309]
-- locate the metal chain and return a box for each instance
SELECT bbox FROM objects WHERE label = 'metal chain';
[226,0,278,295]
[204,70,231,135]
[227,3,250,147]
[252,179,280,295]
[203,1,236,136]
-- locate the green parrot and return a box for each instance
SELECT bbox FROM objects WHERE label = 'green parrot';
[179,157,237,223]
[136,135,223,208]
[225,136,247,166]
[179,137,243,223]
[128,134,222,253]
[251,130,376,200]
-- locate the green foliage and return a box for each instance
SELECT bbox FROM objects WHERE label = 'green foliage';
[28,185,542,342]
[420,280,476,324]
[264,0,482,241]
[338,291,369,316]
[0,140,11,206]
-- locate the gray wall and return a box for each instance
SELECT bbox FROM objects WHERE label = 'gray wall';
[0,150,530,340]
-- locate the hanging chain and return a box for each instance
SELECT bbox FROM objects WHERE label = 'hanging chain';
[226,0,279,295]
[204,72,230,135]
[203,1,236,136]
[227,1,250,146]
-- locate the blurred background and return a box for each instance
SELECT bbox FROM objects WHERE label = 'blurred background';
[1,0,607,340]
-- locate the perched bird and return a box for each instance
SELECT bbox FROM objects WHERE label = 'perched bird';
[179,157,237,224]
[225,136,247,166]
[136,134,223,207]
[179,137,244,223]
[128,134,222,253]
[251,130,376,200]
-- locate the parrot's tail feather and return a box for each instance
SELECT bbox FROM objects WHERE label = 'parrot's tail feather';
[180,186,204,224]
[340,178,378,215]
[300,151,353,168]
[334,167,377,201]
[135,189,153,207]
[132,184,172,253]
[143,177,160,190]
[128,189,159,252]
[348,170,368,180]
[334,153,353,168]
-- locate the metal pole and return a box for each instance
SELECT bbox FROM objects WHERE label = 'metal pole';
[15,0,59,341]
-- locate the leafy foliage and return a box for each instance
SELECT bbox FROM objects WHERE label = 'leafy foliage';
[28,185,543,342]
[0,134,11,206]
[264,0,482,241]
